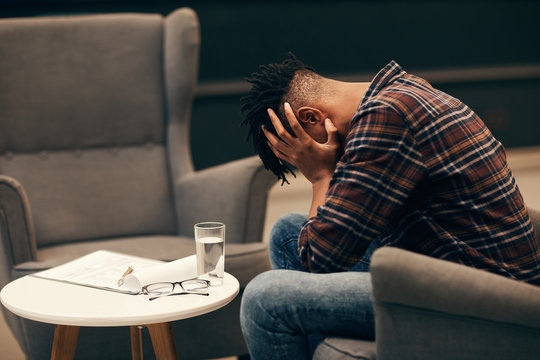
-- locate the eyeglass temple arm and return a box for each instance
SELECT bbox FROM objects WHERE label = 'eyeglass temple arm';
[148,291,210,301]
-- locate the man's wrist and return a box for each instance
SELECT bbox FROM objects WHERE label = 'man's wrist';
[308,169,334,185]
[308,175,332,219]
[312,175,332,192]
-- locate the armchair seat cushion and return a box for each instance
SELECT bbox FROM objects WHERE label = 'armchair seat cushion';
[12,236,270,287]
[313,337,376,360]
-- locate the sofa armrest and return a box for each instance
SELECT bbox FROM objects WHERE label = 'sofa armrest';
[0,175,37,286]
[370,247,540,360]
[174,156,276,244]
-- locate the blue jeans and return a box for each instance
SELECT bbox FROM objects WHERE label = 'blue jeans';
[240,213,378,360]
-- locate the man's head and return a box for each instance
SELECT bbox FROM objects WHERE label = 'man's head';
[241,54,365,184]
[242,54,346,182]
[240,54,309,183]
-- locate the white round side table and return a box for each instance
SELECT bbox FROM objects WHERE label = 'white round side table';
[1,272,240,359]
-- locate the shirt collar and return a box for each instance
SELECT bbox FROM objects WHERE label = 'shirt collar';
[358,60,406,109]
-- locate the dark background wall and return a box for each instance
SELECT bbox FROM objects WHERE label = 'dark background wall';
[2,0,539,170]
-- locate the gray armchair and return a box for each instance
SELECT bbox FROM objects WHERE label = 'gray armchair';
[0,8,275,359]
[314,207,540,360]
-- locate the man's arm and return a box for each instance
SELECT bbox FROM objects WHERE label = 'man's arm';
[263,102,426,273]
[309,177,332,219]
[298,106,427,272]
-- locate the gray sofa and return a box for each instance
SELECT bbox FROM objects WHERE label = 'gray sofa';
[0,8,275,359]
[314,207,540,360]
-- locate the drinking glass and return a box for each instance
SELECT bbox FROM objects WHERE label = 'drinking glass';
[194,222,225,286]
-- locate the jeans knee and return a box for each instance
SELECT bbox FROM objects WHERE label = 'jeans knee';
[269,213,308,270]
[269,213,307,249]
[272,212,308,232]
[240,271,277,331]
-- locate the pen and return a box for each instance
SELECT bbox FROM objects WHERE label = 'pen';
[117,265,134,286]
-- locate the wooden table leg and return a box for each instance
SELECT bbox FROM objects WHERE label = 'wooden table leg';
[130,326,144,360]
[50,325,80,360]
[146,322,178,360]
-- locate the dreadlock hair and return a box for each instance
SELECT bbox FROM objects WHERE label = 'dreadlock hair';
[240,53,317,185]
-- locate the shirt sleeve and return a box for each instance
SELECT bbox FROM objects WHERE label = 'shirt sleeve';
[298,104,427,272]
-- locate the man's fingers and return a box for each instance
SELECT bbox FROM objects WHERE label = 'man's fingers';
[270,144,291,162]
[283,103,310,142]
[324,118,340,146]
[262,126,293,160]
[262,125,288,150]
[267,108,293,143]
[261,125,278,143]
[266,134,290,161]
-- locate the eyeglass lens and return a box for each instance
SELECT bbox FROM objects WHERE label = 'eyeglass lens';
[145,282,175,295]
[181,280,209,292]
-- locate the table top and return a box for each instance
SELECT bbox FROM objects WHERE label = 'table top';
[0,273,239,327]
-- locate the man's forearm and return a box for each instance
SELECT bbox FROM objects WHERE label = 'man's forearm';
[308,176,332,219]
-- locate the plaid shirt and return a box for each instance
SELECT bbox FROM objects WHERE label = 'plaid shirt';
[298,61,540,285]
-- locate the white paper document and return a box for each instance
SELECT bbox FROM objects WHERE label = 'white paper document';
[31,250,198,295]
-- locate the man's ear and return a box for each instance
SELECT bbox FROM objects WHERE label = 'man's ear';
[297,106,325,125]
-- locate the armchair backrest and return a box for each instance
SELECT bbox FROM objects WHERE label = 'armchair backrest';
[0,9,200,246]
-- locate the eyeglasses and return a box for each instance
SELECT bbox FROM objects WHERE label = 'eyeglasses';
[141,279,210,301]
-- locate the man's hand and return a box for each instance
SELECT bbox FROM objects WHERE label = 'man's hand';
[262,102,341,185]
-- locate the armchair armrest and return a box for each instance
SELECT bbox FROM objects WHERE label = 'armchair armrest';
[174,156,276,244]
[0,175,37,285]
[370,247,540,360]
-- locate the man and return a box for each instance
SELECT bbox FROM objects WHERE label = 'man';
[239,54,540,359]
